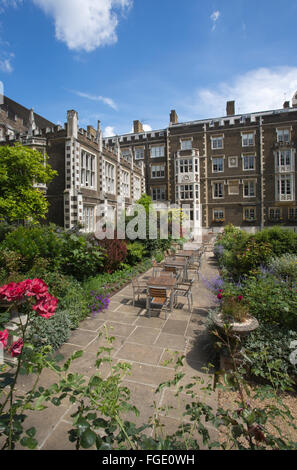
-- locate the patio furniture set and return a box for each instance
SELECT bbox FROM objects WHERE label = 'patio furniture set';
[131,248,204,319]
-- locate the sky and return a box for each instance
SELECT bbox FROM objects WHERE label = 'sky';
[1,0,297,137]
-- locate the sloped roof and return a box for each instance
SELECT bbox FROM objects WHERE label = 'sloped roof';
[1,96,55,130]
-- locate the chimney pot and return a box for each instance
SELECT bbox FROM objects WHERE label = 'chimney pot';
[133,120,143,134]
[170,109,178,125]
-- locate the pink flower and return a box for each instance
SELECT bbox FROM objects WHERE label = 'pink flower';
[218,289,223,293]
[237,295,243,302]
[0,282,27,302]
[0,329,9,348]
[32,293,58,319]
[217,293,222,300]
[9,339,24,357]
[24,279,49,299]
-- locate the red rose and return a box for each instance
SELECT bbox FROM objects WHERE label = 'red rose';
[10,339,24,357]
[217,293,222,299]
[32,293,58,319]
[237,295,243,302]
[0,329,9,348]
[25,279,49,299]
[0,282,27,302]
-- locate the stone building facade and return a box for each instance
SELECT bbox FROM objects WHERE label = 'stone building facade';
[0,99,145,232]
[103,94,297,238]
[2,93,297,237]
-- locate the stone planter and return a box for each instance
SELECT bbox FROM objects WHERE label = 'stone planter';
[211,312,259,372]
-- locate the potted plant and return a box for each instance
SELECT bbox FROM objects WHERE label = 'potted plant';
[211,290,259,371]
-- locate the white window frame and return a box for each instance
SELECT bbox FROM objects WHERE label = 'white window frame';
[179,159,193,173]
[180,139,192,150]
[213,209,225,221]
[105,161,116,194]
[211,135,224,150]
[179,184,194,200]
[212,157,224,173]
[134,176,141,200]
[243,207,256,221]
[241,132,255,147]
[83,205,95,232]
[135,147,145,160]
[212,182,224,199]
[150,145,165,158]
[276,150,293,172]
[151,164,165,178]
[277,174,294,201]
[243,180,256,198]
[242,154,256,171]
[81,150,96,189]
[121,170,130,198]
[276,128,290,144]
[152,187,166,201]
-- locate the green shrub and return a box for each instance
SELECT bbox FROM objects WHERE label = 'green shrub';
[126,241,146,265]
[1,224,63,271]
[26,310,71,351]
[242,274,297,328]
[242,324,297,391]
[268,254,297,282]
[254,226,297,257]
[58,231,105,280]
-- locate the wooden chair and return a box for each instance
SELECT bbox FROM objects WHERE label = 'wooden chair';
[187,259,201,281]
[173,280,194,312]
[131,277,147,306]
[146,287,171,319]
[152,259,164,277]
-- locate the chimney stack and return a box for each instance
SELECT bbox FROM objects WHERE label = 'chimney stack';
[170,109,178,125]
[133,120,144,133]
[87,125,97,138]
[67,110,78,139]
[226,101,235,116]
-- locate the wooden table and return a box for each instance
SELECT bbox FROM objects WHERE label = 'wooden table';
[174,250,196,259]
[163,257,188,280]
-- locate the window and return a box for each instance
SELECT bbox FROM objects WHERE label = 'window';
[276,150,292,172]
[151,164,165,178]
[121,149,130,159]
[121,170,130,197]
[135,147,145,160]
[213,209,224,221]
[228,181,239,195]
[181,139,192,150]
[83,206,95,232]
[212,157,224,173]
[152,187,166,201]
[244,180,256,197]
[269,208,282,220]
[213,182,224,198]
[180,184,193,200]
[134,176,141,200]
[242,132,255,147]
[211,136,223,150]
[195,184,199,199]
[81,150,96,188]
[105,161,115,194]
[277,175,294,201]
[243,207,256,221]
[179,159,193,173]
[151,145,165,158]
[243,155,255,170]
[288,207,297,220]
[277,128,290,143]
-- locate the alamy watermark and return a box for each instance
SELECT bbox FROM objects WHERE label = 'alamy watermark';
[289,341,297,366]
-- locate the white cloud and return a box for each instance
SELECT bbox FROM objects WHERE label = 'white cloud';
[72,90,118,110]
[143,124,152,132]
[210,10,220,31]
[185,67,297,118]
[32,0,132,52]
[104,126,115,137]
[0,52,14,73]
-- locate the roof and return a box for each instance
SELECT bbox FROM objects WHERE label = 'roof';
[1,96,55,130]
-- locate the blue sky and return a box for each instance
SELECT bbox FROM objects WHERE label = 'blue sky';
[1,0,297,136]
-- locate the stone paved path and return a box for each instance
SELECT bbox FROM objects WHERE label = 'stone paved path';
[16,238,220,450]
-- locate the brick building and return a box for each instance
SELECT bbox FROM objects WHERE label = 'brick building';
[1,93,297,237]
[0,100,145,231]
[104,94,297,238]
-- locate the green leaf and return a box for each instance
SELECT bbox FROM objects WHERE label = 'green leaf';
[80,429,97,449]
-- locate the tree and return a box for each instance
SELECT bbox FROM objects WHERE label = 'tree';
[0,144,57,223]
